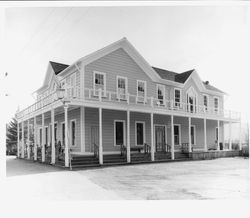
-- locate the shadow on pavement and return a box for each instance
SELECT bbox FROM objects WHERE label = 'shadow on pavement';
[6,156,65,177]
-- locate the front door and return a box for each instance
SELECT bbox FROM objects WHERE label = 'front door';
[91,126,99,152]
[155,126,166,152]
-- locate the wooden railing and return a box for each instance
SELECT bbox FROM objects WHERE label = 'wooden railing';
[144,143,151,154]
[181,143,194,153]
[120,144,126,156]
[16,86,240,121]
[83,88,240,120]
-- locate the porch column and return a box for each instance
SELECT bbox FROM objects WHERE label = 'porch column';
[42,113,45,162]
[99,107,103,165]
[21,121,24,158]
[34,116,37,161]
[17,122,20,158]
[171,115,175,160]
[217,120,220,150]
[188,117,192,152]
[127,110,131,163]
[64,105,69,167]
[204,118,207,151]
[150,113,155,161]
[27,119,30,159]
[51,108,55,164]
[229,122,232,150]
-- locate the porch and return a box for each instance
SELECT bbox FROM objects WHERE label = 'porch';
[16,104,241,170]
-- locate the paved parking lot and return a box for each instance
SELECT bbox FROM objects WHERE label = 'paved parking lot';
[5,156,250,200]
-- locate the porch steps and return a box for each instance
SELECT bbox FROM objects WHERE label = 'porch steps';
[70,155,100,168]
[131,153,151,163]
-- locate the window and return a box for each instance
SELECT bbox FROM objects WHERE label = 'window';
[39,128,42,147]
[61,80,66,89]
[70,120,76,146]
[137,80,146,102]
[136,122,145,146]
[114,121,125,146]
[215,127,219,143]
[45,126,48,146]
[62,122,65,146]
[174,88,181,107]
[93,71,106,95]
[117,76,128,100]
[49,124,52,146]
[54,123,57,143]
[157,84,165,105]
[174,125,181,145]
[203,95,208,111]
[214,97,219,112]
[191,125,196,145]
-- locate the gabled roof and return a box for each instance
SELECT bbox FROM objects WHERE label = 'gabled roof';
[49,61,69,75]
[152,67,178,81]
[153,67,194,84]
[175,69,194,83]
[153,66,225,94]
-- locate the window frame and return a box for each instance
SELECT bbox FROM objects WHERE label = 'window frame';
[174,88,182,107]
[190,125,196,145]
[135,121,146,146]
[61,121,65,146]
[39,127,43,147]
[93,71,107,96]
[213,97,219,113]
[70,119,76,147]
[113,120,126,147]
[203,94,209,111]
[116,76,128,100]
[174,124,181,146]
[136,80,147,101]
[156,84,165,105]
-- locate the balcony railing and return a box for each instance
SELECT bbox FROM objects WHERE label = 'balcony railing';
[16,86,241,121]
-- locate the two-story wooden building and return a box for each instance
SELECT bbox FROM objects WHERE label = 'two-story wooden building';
[15,38,241,169]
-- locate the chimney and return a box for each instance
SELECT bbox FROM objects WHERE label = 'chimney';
[205,81,209,85]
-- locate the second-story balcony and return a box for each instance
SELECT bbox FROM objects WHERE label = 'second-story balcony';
[16,86,241,122]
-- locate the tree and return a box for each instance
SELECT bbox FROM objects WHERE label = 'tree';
[6,118,17,155]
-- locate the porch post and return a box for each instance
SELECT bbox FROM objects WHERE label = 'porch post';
[188,117,192,152]
[27,119,30,159]
[99,107,103,165]
[17,122,20,158]
[229,122,232,150]
[204,118,207,151]
[64,105,69,167]
[171,115,175,160]
[42,113,45,162]
[127,110,131,163]
[34,116,37,161]
[217,120,220,150]
[151,112,155,161]
[51,108,55,164]
[21,121,24,158]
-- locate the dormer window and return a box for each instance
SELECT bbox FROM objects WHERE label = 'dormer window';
[93,71,106,96]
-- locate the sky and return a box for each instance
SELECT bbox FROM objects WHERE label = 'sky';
[2,3,250,124]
